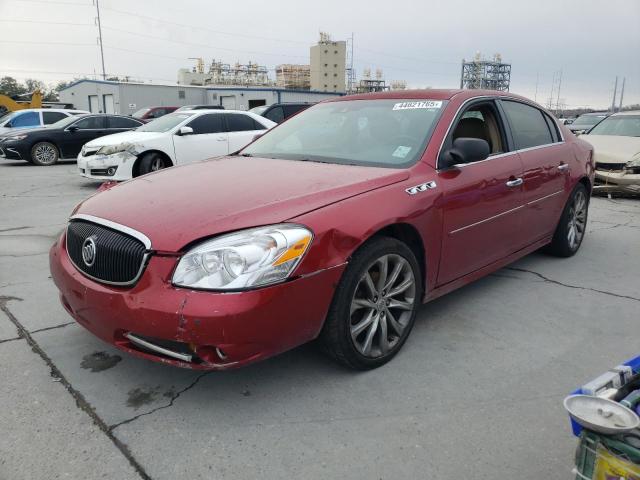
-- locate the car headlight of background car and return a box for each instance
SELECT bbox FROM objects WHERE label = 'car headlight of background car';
[172,224,313,290]
[2,134,28,142]
[96,142,138,156]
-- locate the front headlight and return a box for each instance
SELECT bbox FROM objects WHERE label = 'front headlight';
[172,224,313,290]
[3,134,28,142]
[96,142,137,156]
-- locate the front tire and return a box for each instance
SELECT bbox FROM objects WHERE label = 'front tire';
[136,152,166,177]
[546,183,589,257]
[30,142,59,166]
[319,237,422,370]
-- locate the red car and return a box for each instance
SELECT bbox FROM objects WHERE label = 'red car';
[49,89,594,371]
[131,106,178,121]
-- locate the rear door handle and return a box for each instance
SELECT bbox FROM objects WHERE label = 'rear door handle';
[506,178,523,188]
[557,163,569,172]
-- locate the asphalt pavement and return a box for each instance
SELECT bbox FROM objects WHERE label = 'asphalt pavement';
[1,160,639,479]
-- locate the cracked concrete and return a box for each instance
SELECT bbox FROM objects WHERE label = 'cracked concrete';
[1,160,639,479]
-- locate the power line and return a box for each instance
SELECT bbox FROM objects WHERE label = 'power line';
[0,19,93,26]
[0,40,95,47]
[100,5,310,46]
[7,0,92,6]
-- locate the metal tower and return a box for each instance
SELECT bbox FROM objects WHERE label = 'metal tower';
[460,53,511,91]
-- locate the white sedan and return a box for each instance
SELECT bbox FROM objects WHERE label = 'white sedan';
[77,109,276,181]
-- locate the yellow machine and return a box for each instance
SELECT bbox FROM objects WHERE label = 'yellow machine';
[0,90,42,112]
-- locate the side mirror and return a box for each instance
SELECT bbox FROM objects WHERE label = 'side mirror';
[177,126,194,136]
[439,137,490,169]
[68,126,79,132]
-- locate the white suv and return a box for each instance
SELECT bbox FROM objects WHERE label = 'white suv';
[77,110,276,180]
[0,108,88,134]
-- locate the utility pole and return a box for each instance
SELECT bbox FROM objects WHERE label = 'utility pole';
[95,0,106,80]
[611,76,618,113]
[555,69,562,114]
[618,77,625,111]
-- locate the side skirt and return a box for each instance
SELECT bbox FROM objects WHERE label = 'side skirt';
[424,236,552,303]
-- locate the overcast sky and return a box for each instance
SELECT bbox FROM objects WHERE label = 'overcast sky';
[1,0,639,109]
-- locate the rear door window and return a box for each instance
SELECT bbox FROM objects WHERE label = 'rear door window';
[108,116,142,129]
[43,111,68,125]
[11,111,40,128]
[226,113,259,132]
[186,113,225,134]
[283,104,306,118]
[264,106,285,123]
[501,100,554,149]
[73,116,106,129]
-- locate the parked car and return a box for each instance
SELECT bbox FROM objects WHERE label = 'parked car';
[557,118,574,125]
[568,112,609,134]
[0,114,144,166]
[580,110,640,195]
[250,102,314,123]
[0,108,88,135]
[175,105,224,111]
[131,106,178,121]
[50,90,594,372]
[77,109,275,180]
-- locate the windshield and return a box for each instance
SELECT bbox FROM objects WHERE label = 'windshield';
[573,114,607,127]
[241,99,446,168]
[249,105,269,115]
[0,111,21,126]
[588,115,640,137]
[132,108,151,118]
[136,112,193,132]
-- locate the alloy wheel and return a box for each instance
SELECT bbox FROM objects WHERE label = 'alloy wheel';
[349,254,416,358]
[567,190,587,250]
[34,144,57,165]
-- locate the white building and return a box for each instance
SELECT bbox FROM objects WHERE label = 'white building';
[310,33,346,93]
[58,80,342,114]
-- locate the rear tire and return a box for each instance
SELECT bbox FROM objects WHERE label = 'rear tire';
[136,152,166,177]
[30,142,59,166]
[319,237,422,370]
[545,183,589,257]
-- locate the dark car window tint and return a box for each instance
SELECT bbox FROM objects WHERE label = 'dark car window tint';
[253,119,267,130]
[108,116,141,129]
[43,111,68,125]
[186,114,224,134]
[502,101,553,149]
[226,113,258,132]
[11,111,39,127]
[264,107,284,123]
[73,116,106,129]
[542,113,560,142]
[283,105,306,118]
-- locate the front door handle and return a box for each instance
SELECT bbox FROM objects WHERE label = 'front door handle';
[506,178,524,188]
[557,163,569,172]
[216,137,227,142]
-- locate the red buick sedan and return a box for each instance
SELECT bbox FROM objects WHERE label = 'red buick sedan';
[49,90,594,371]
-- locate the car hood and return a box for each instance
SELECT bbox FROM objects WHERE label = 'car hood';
[85,130,165,147]
[74,156,410,252]
[0,126,59,137]
[581,135,640,164]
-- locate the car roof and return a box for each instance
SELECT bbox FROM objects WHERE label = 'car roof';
[579,112,609,116]
[180,109,250,114]
[326,88,535,104]
[611,110,640,117]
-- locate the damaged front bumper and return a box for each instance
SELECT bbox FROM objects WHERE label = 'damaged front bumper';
[49,230,344,370]
[594,162,640,195]
[77,151,137,181]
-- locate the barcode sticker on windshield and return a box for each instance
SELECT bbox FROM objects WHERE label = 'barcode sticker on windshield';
[393,101,442,110]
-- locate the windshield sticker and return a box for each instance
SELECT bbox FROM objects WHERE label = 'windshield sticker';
[393,100,443,110]
[392,146,412,158]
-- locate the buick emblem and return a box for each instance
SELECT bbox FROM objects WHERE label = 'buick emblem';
[82,236,97,267]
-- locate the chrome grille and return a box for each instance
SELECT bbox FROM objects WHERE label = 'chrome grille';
[66,219,150,286]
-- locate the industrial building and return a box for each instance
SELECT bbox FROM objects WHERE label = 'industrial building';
[275,64,311,90]
[460,53,511,91]
[310,32,346,93]
[177,59,271,87]
[58,79,341,114]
